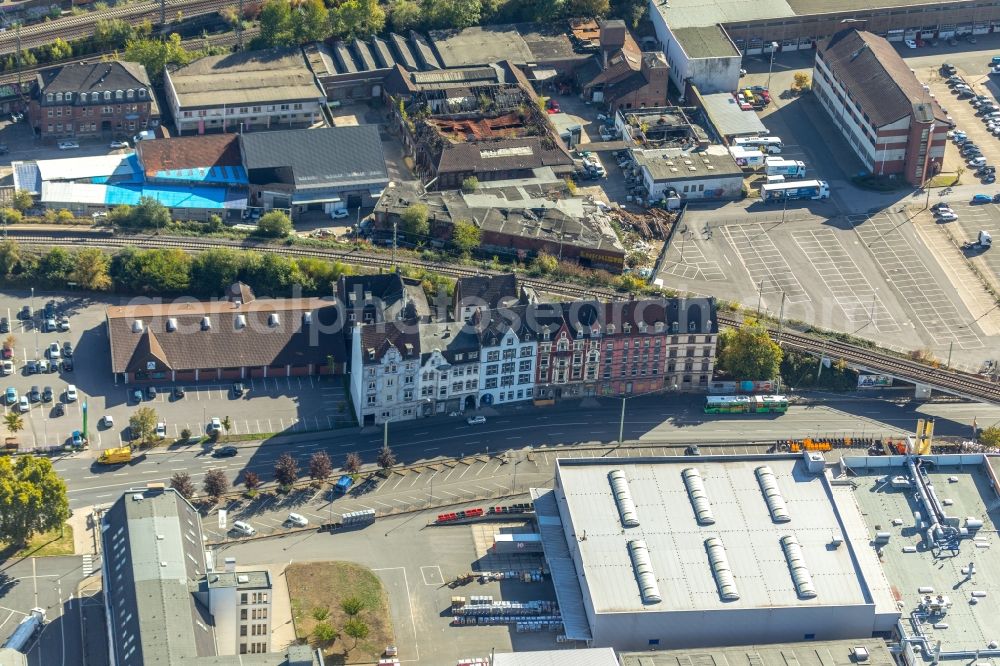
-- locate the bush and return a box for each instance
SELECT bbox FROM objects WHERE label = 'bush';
[461,176,479,193]
[180,427,192,441]
[2,208,22,224]
[256,211,292,238]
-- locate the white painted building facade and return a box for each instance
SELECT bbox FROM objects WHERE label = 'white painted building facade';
[477,326,537,408]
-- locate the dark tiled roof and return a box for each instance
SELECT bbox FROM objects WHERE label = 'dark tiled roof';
[818,29,948,127]
[136,134,242,179]
[455,273,518,310]
[240,126,388,190]
[358,321,421,363]
[418,322,480,364]
[37,61,152,95]
[437,137,574,175]
[107,299,347,374]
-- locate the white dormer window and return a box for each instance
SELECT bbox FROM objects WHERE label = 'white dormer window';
[606,324,615,334]
[139,89,147,98]
[65,92,72,102]
[46,93,53,103]
[127,89,134,99]
[638,322,647,333]
[688,321,697,332]
[104,91,111,101]
[654,322,664,333]
[55,92,63,102]
[671,321,679,333]
[115,90,123,100]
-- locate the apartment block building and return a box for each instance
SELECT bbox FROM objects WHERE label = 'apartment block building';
[350,323,421,425]
[813,29,948,185]
[417,323,481,416]
[475,307,538,408]
[203,561,273,655]
[29,61,160,141]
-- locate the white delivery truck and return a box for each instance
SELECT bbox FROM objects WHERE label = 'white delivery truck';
[765,157,806,178]
[729,146,766,170]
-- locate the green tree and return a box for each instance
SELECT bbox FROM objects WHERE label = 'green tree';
[329,0,386,39]
[132,196,172,228]
[980,425,1000,448]
[461,176,479,193]
[254,0,296,47]
[243,470,260,491]
[313,621,337,644]
[48,37,73,61]
[451,219,481,256]
[38,248,75,285]
[0,456,70,547]
[203,468,229,501]
[10,190,32,213]
[716,319,783,381]
[0,239,20,276]
[341,596,365,617]
[243,252,303,296]
[124,33,194,84]
[256,210,292,238]
[133,249,192,294]
[400,203,429,238]
[1,208,22,224]
[129,406,159,445]
[566,0,610,16]
[94,18,134,49]
[312,607,330,621]
[342,618,369,651]
[531,250,558,274]
[422,0,481,29]
[294,0,331,42]
[610,0,646,27]
[221,416,232,439]
[170,472,195,499]
[4,411,24,434]
[389,0,422,31]
[190,248,244,297]
[71,248,112,291]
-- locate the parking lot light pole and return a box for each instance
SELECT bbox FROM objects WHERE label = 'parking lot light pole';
[766,42,779,92]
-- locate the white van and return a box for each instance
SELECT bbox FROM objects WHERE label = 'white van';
[980,230,993,247]
[232,521,256,537]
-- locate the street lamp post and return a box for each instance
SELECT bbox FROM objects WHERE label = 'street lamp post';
[766,42,779,92]
[618,384,679,445]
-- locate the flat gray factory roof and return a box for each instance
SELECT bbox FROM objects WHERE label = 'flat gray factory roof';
[620,638,896,666]
[843,455,1000,663]
[554,456,873,614]
[632,145,743,182]
[786,0,952,16]
[701,92,768,138]
[429,24,578,68]
[674,26,739,59]
[653,0,795,30]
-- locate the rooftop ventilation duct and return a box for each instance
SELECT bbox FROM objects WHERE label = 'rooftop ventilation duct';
[682,467,715,525]
[235,314,247,329]
[608,469,639,528]
[268,313,280,327]
[165,317,177,332]
[705,537,739,601]
[627,540,661,604]
[755,465,790,523]
[132,319,144,333]
[201,316,212,331]
[780,535,817,599]
[302,312,313,326]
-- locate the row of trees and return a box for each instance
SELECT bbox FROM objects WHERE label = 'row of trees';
[170,445,397,501]
[398,204,482,257]
[254,0,647,49]
[0,239,354,298]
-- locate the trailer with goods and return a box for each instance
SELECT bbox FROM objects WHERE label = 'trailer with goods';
[2,608,45,652]
[765,157,806,178]
[729,146,766,169]
[759,179,829,202]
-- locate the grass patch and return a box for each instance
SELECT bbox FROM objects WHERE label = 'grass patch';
[2,525,75,559]
[928,173,960,187]
[287,561,393,665]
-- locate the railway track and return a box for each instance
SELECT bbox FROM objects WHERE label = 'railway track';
[0,0,231,54]
[7,227,1000,404]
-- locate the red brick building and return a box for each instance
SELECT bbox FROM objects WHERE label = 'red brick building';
[532,297,718,401]
[578,20,671,113]
[29,61,160,142]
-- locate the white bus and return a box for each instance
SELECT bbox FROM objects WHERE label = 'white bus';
[733,136,783,154]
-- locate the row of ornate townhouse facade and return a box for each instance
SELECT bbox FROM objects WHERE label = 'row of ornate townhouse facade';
[349,293,718,426]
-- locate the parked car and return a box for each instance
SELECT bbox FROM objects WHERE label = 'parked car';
[969,156,988,167]
[231,521,256,537]
[208,417,222,433]
[57,318,69,332]
[109,140,129,149]
[984,173,996,184]
[61,358,73,372]
[17,396,28,413]
[28,386,39,402]
[41,386,52,402]
[71,430,84,447]
[904,38,917,48]
[24,360,37,375]
[43,318,56,332]
[62,341,72,358]
[132,388,143,402]
[934,206,955,216]
[466,415,487,425]
[5,387,16,404]
[57,140,79,150]
[232,382,245,397]
[155,422,167,439]
[47,342,60,360]
[100,415,114,428]
[958,91,974,99]
[1,347,11,360]
[286,513,309,527]
[212,445,238,458]
[173,386,185,399]
[65,384,78,402]
[938,211,959,221]
[1,360,11,376]
[53,402,64,416]
[36,359,50,374]
[17,305,29,320]
[146,385,157,399]
[0,317,8,333]
[972,193,993,203]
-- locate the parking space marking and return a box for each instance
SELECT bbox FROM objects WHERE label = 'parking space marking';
[420,565,444,586]
[850,212,983,348]
[660,234,726,282]
[720,223,810,302]
[791,228,901,332]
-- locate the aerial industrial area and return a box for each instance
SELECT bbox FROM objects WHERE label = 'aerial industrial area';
[0,0,998,665]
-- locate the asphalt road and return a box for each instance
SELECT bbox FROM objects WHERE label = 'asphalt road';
[55,392,999,510]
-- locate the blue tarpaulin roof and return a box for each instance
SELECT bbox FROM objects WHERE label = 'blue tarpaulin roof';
[151,165,248,185]
[103,184,247,208]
